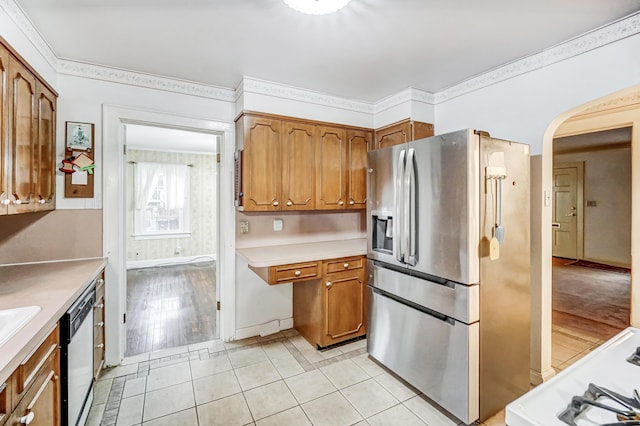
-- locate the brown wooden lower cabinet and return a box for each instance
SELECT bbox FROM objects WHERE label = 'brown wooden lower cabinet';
[93,276,106,380]
[293,256,367,348]
[5,325,60,426]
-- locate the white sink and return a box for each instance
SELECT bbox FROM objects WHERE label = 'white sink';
[0,306,41,347]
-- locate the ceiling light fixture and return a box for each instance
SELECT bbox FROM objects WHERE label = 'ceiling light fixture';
[283,0,352,15]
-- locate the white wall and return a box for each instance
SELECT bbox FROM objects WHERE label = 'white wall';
[436,34,640,155]
[555,148,632,267]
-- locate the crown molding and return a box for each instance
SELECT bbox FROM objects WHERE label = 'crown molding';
[0,0,57,69]
[578,92,640,115]
[436,12,640,104]
[374,87,435,114]
[240,76,374,113]
[58,59,236,102]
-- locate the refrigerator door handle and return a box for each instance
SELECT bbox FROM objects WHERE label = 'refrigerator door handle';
[394,149,406,263]
[405,148,417,266]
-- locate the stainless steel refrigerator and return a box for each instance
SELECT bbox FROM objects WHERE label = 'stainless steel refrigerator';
[366,129,530,424]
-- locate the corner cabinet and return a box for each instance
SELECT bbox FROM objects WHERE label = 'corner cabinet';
[236,112,370,212]
[0,38,57,215]
[373,118,434,150]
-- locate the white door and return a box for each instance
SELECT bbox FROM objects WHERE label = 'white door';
[552,166,579,259]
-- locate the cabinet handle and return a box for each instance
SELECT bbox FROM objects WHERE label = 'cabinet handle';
[95,344,105,349]
[343,263,349,269]
[338,200,344,206]
[13,193,31,205]
[286,201,293,206]
[349,200,355,205]
[326,282,332,288]
[95,321,104,327]
[272,201,279,206]
[19,412,35,425]
[294,270,301,277]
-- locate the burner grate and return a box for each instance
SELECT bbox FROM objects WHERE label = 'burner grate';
[558,383,640,426]
[628,346,640,367]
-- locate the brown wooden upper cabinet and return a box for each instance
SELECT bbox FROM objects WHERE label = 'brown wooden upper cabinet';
[373,118,434,150]
[236,112,370,212]
[0,39,57,215]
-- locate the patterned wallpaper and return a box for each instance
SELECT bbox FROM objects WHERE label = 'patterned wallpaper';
[126,149,217,262]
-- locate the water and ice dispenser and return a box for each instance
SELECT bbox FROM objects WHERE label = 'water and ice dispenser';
[371,213,393,254]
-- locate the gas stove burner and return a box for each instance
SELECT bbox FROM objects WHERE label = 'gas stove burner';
[628,347,640,367]
[558,383,640,426]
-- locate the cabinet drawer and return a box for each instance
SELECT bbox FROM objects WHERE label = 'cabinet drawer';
[7,349,59,426]
[270,262,319,284]
[325,256,364,274]
[13,325,58,396]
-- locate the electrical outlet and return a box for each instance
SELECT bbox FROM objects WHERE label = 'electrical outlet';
[175,245,182,254]
[239,221,250,234]
[586,200,597,207]
[273,219,283,232]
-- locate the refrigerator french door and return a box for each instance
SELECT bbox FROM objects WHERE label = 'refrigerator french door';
[366,129,530,424]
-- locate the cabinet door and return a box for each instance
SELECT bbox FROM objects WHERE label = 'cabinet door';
[242,115,282,211]
[35,82,56,211]
[282,121,315,210]
[0,48,8,213]
[315,126,346,210]
[323,269,366,346]
[375,121,411,150]
[7,57,37,214]
[8,350,60,426]
[346,130,370,209]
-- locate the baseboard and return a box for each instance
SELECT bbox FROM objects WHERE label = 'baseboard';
[530,367,557,386]
[582,257,631,269]
[234,318,294,340]
[127,254,216,269]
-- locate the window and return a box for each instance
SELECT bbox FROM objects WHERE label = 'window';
[134,162,190,237]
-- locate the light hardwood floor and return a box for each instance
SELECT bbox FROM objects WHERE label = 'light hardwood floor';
[126,262,217,357]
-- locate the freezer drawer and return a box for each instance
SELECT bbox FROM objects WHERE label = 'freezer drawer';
[368,260,479,324]
[367,286,479,424]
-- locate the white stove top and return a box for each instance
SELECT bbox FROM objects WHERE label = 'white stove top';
[506,327,640,426]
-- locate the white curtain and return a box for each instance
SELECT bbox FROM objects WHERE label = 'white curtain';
[164,164,189,209]
[134,162,162,210]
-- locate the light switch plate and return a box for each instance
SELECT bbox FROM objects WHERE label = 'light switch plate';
[273,219,283,232]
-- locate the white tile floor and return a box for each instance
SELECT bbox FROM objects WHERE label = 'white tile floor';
[88,329,510,426]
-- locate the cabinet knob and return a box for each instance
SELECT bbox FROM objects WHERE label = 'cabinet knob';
[272,201,279,206]
[95,321,104,327]
[326,282,332,288]
[95,303,104,309]
[349,200,355,205]
[19,412,35,424]
[294,270,301,277]
[343,263,349,268]
[338,200,344,206]
[37,198,46,204]
[1,199,9,205]
[95,344,105,349]
[97,278,105,285]
[286,201,293,206]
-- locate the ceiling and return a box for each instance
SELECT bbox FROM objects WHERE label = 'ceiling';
[554,127,632,154]
[14,0,640,102]
[125,124,218,153]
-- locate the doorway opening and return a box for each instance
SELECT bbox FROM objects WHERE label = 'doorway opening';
[123,123,219,356]
[550,120,633,372]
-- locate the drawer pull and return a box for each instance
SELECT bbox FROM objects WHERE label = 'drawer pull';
[294,270,301,277]
[95,321,104,327]
[19,412,34,424]
[95,344,105,349]
[343,263,349,268]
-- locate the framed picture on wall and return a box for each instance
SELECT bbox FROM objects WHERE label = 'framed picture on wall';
[65,121,94,151]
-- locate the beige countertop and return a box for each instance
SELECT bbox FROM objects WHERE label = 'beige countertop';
[0,258,107,385]
[237,238,367,267]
